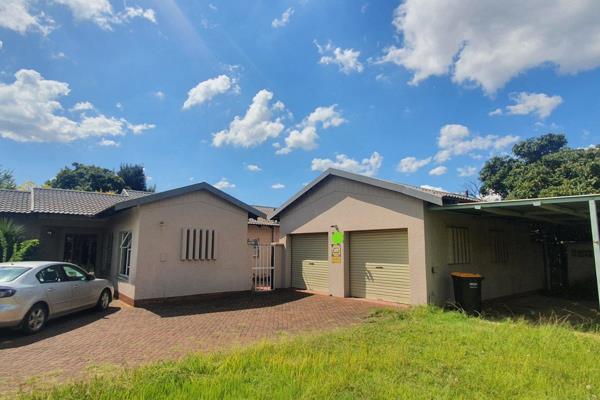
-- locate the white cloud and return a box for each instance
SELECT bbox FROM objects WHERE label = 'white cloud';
[457,166,477,177]
[504,92,563,119]
[115,102,123,110]
[212,89,285,148]
[98,138,119,147]
[271,183,285,189]
[428,165,447,176]
[376,0,600,94]
[0,0,54,35]
[311,151,382,177]
[208,4,218,11]
[434,124,519,163]
[420,184,445,192]
[54,0,156,30]
[183,75,239,109]
[0,69,154,143]
[0,40,3,50]
[153,90,165,100]
[397,156,431,173]
[315,41,364,74]
[272,7,294,28]
[70,101,94,112]
[277,105,346,154]
[246,164,262,172]
[127,122,155,135]
[488,108,502,116]
[213,177,235,190]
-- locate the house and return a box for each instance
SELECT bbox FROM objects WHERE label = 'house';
[0,184,265,306]
[247,206,280,245]
[271,169,599,306]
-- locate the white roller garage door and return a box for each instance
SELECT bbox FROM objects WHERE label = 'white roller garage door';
[350,230,410,303]
[291,233,328,293]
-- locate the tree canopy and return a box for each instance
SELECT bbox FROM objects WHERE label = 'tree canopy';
[0,166,16,190]
[479,134,600,199]
[46,162,152,193]
[118,163,149,191]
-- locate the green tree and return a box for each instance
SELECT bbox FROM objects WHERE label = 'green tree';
[117,164,152,191]
[0,166,16,190]
[0,219,39,262]
[47,163,125,193]
[479,134,600,199]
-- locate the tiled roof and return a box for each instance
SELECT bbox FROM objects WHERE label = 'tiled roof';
[249,206,279,226]
[405,185,476,204]
[32,188,130,216]
[121,189,153,199]
[0,190,31,213]
[0,187,153,217]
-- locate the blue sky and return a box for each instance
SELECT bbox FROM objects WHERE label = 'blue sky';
[1,0,599,206]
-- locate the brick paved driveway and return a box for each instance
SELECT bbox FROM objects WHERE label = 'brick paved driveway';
[0,290,382,394]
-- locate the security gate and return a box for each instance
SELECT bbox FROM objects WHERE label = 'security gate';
[249,242,274,292]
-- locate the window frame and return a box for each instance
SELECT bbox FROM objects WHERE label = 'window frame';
[447,226,471,265]
[118,231,133,278]
[36,265,67,284]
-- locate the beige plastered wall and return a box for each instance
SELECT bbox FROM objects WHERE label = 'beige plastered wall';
[129,191,250,300]
[424,209,545,305]
[277,176,428,305]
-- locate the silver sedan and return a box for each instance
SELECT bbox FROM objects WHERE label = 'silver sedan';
[0,261,114,334]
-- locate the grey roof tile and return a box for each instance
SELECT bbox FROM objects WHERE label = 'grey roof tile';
[0,190,31,213]
[249,206,279,226]
[32,188,129,216]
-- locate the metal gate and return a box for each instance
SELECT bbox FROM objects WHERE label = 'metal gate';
[249,242,274,292]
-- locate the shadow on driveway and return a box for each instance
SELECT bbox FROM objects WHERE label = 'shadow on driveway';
[142,289,314,318]
[0,306,119,350]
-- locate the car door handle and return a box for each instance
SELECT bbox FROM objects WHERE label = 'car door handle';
[47,288,54,292]
[73,285,79,288]
[375,266,383,269]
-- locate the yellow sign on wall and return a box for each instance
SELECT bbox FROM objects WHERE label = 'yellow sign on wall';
[331,244,342,264]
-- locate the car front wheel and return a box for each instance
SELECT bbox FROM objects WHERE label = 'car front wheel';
[96,289,112,311]
[22,303,48,334]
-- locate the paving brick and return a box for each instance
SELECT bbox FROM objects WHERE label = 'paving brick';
[0,290,382,393]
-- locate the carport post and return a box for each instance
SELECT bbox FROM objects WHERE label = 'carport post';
[589,200,600,308]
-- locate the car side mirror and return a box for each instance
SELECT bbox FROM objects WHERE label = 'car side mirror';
[86,272,95,281]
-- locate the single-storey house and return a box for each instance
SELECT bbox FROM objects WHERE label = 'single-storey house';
[0,184,265,306]
[270,169,599,306]
[247,206,280,246]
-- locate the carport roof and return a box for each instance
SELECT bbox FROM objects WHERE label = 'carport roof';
[430,193,600,225]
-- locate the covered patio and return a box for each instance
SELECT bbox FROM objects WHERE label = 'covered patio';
[432,194,600,307]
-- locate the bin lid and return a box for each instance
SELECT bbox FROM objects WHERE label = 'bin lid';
[451,272,483,278]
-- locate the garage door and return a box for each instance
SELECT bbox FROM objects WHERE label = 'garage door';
[350,230,410,303]
[291,233,328,292]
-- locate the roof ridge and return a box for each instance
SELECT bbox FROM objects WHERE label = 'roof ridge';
[34,187,126,197]
[0,188,28,193]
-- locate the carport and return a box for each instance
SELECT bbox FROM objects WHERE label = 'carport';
[431,194,600,307]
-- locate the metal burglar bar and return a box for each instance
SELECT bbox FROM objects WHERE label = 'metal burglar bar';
[250,243,274,292]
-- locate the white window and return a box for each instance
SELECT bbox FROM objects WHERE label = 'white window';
[181,228,217,261]
[448,227,471,265]
[490,230,509,263]
[119,231,132,277]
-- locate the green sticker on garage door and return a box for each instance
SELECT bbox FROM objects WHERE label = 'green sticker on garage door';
[331,230,344,245]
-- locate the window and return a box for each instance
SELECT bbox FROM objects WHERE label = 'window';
[0,267,29,283]
[490,231,509,263]
[63,265,88,281]
[448,227,471,265]
[180,228,217,261]
[119,232,133,277]
[36,266,65,283]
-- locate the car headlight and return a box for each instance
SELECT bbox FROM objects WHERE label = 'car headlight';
[0,288,16,298]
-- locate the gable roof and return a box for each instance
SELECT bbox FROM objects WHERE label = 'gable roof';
[109,182,265,219]
[249,205,279,226]
[270,168,477,220]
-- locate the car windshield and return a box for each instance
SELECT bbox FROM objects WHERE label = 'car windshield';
[0,267,30,283]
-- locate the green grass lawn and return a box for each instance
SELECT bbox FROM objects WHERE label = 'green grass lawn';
[20,307,600,400]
